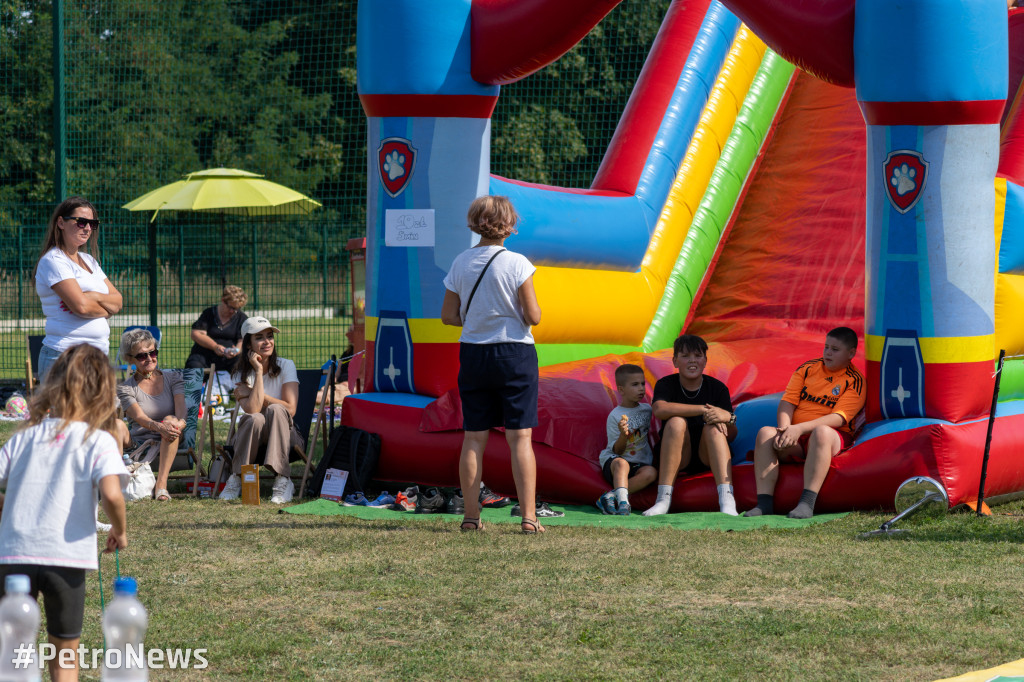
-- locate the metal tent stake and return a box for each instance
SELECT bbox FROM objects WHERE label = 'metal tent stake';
[976,349,1005,517]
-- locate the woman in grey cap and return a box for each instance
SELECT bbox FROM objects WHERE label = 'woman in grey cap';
[219,316,301,504]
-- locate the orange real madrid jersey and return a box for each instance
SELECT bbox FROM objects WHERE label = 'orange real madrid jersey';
[782,359,865,434]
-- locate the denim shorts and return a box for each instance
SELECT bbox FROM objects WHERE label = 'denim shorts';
[36,344,63,384]
[458,342,538,431]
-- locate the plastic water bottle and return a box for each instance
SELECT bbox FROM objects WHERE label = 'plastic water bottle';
[102,578,148,681]
[0,574,41,682]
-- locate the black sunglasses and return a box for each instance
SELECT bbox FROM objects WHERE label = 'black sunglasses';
[133,349,158,361]
[63,216,100,230]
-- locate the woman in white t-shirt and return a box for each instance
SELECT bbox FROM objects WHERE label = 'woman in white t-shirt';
[219,316,300,505]
[441,196,544,534]
[33,196,123,381]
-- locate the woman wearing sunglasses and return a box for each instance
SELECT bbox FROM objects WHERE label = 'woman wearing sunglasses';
[33,196,122,381]
[116,328,186,501]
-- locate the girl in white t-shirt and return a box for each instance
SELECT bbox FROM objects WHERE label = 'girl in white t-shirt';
[33,197,123,381]
[442,196,545,534]
[220,316,301,505]
[0,344,128,682]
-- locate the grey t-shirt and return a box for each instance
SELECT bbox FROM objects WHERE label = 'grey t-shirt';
[598,403,654,467]
[442,245,536,344]
[117,370,184,441]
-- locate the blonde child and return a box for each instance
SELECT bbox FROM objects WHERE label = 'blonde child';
[0,344,128,682]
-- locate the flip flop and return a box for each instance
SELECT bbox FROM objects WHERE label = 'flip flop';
[154,488,171,501]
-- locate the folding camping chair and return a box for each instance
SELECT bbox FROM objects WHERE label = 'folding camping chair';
[24,334,44,392]
[213,367,331,489]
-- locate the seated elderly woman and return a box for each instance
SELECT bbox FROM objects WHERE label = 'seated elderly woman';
[116,328,186,501]
[219,316,301,505]
[185,285,248,369]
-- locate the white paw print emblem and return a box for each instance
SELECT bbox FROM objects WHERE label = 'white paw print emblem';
[384,151,406,181]
[891,163,916,196]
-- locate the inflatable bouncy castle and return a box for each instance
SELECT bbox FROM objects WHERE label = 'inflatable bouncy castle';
[345,0,1024,512]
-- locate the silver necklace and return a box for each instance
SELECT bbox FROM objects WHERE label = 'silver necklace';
[680,377,703,399]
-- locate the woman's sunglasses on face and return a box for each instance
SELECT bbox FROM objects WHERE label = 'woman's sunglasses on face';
[63,216,101,231]
[134,349,158,361]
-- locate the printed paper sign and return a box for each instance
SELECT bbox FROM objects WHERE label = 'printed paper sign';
[385,209,434,247]
[321,468,349,502]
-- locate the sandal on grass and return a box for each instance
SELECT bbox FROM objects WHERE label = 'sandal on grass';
[154,488,171,501]
[521,518,545,534]
[460,518,484,531]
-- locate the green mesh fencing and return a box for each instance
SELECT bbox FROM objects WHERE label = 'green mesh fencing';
[0,0,668,381]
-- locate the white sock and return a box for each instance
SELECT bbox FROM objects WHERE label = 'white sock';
[643,485,673,516]
[718,483,738,516]
[614,487,628,505]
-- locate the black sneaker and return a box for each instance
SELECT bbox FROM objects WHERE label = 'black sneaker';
[509,501,565,518]
[415,487,446,514]
[446,488,465,515]
[479,483,511,508]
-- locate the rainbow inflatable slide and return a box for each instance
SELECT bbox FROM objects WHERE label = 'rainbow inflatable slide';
[346,0,1024,512]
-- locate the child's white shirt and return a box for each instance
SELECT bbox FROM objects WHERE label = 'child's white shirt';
[0,419,127,569]
[598,403,654,467]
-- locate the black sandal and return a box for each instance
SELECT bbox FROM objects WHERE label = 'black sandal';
[521,518,545,534]
[460,517,484,531]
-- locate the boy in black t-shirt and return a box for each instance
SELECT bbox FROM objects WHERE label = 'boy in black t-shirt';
[645,335,737,516]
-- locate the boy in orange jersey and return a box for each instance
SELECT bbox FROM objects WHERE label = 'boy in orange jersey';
[744,327,865,519]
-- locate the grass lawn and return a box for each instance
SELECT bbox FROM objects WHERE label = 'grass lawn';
[0,420,1022,680]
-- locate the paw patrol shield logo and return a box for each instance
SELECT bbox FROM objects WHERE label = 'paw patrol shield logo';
[883,150,928,214]
[378,137,417,199]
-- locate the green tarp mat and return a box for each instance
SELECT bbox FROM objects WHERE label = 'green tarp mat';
[284,498,847,530]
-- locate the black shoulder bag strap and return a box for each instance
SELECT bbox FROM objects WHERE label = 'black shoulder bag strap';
[463,248,506,320]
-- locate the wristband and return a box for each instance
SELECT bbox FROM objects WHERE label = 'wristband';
[729,412,736,425]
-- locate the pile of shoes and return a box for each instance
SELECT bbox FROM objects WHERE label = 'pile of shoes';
[344,482,519,515]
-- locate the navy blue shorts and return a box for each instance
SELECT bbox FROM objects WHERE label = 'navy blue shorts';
[458,342,538,431]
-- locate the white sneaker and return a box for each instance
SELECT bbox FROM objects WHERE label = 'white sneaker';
[270,476,294,505]
[219,474,242,500]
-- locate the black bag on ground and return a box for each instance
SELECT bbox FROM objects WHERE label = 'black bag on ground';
[308,426,381,498]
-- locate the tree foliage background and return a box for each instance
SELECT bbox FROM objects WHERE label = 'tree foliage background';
[0,0,668,371]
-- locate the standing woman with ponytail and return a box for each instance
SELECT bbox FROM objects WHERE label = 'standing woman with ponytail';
[34,197,122,381]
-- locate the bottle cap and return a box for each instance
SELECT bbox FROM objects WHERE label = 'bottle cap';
[4,574,30,594]
[113,577,138,596]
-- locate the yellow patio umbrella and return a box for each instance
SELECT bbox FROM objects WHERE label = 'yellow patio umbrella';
[122,168,323,312]
[122,167,322,220]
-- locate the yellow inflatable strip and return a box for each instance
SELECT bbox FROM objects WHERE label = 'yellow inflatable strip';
[933,657,1024,681]
[365,316,457,343]
[865,334,995,364]
[533,27,767,346]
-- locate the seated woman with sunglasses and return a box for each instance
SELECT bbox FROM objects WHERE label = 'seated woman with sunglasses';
[34,196,123,381]
[116,328,187,502]
[185,285,248,370]
[219,316,300,505]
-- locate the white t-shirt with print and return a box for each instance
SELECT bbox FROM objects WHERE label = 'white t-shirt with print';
[35,247,111,352]
[598,403,654,467]
[442,245,536,344]
[233,357,298,401]
[0,419,128,570]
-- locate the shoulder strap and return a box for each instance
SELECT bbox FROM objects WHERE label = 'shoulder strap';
[464,248,506,320]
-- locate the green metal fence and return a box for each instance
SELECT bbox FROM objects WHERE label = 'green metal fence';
[0,0,668,380]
